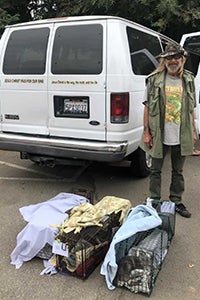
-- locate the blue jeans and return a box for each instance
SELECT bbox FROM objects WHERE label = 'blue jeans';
[149,144,186,204]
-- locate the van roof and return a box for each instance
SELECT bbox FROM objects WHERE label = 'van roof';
[5,15,139,27]
[5,15,176,45]
[6,15,147,29]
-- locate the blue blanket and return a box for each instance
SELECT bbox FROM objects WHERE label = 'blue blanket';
[100,204,162,290]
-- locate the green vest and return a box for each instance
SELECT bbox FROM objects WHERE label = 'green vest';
[140,69,196,158]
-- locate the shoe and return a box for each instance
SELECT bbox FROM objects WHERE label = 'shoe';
[192,148,200,156]
[175,203,191,218]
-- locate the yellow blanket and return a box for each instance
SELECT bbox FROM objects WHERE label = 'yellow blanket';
[55,196,131,234]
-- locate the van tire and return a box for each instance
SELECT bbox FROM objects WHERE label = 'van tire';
[129,148,151,178]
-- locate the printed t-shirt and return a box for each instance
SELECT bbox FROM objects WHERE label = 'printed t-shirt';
[163,74,183,145]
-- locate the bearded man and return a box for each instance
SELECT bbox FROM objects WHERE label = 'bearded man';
[140,43,197,218]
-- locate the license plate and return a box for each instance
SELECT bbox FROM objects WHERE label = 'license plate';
[54,96,89,118]
[64,99,88,115]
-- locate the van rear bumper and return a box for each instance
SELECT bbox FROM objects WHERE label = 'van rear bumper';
[0,132,128,162]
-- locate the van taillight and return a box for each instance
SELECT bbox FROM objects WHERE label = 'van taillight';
[111,93,129,123]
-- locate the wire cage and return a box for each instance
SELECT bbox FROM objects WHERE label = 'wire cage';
[145,200,176,242]
[158,211,175,241]
[113,228,169,296]
[156,200,176,242]
[36,243,53,260]
[113,201,175,296]
[55,211,121,279]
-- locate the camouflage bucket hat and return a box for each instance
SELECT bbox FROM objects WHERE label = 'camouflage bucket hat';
[159,43,186,58]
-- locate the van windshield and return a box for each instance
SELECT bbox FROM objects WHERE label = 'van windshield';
[51,24,103,74]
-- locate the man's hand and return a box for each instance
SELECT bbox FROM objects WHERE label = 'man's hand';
[193,129,197,144]
[143,131,153,148]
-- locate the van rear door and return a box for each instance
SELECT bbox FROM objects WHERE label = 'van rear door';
[0,25,51,135]
[180,32,200,133]
[48,20,107,141]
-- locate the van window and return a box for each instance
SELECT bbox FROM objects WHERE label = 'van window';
[51,24,103,74]
[127,27,162,75]
[182,35,200,76]
[3,28,49,74]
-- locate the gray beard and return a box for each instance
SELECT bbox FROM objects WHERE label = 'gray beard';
[166,64,180,75]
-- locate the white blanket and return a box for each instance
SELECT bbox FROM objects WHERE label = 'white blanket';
[11,193,88,269]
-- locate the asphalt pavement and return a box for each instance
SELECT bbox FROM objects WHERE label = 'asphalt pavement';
[0,145,200,300]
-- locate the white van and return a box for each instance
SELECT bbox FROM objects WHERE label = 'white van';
[0,15,179,177]
[180,32,200,133]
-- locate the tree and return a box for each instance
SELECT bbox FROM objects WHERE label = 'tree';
[54,0,200,41]
[0,0,199,41]
[0,0,32,22]
[0,8,19,34]
[150,0,200,40]
[29,0,57,20]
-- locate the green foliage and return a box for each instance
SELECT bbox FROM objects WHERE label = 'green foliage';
[0,0,199,40]
[29,0,57,20]
[0,8,19,34]
[54,0,200,40]
[0,0,31,34]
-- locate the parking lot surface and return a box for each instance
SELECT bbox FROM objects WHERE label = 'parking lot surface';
[0,148,200,300]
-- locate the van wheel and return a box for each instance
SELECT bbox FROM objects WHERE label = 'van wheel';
[130,148,151,178]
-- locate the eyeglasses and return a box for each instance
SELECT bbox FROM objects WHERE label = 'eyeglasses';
[165,54,183,60]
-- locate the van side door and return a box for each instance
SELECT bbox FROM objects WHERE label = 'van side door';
[0,25,52,135]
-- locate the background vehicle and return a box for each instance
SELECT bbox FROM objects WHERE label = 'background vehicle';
[180,32,200,134]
